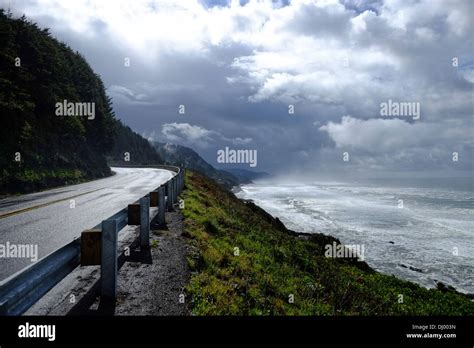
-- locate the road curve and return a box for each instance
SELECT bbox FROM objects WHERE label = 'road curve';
[0,167,173,280]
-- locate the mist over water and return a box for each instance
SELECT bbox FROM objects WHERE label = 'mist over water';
[237,177,474,294]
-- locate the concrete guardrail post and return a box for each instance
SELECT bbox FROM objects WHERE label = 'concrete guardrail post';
[174,176,178,198]
[177,175,180,194]
[101,219,118,299]
[171,177,176,202]
[174,175,178,196]
[172,178,176,207]
[140,196,150,249]
[166,180,174,211]
[158,186,165,225]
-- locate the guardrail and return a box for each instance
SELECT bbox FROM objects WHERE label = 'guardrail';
[0,165,185,316]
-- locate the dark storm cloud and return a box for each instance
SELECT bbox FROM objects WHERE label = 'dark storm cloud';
[3,0,472,176]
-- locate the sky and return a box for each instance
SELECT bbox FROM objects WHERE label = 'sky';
[3,0,473,177]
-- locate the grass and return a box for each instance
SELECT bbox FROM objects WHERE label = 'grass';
[181,171,474,316]
[0,168,87,195]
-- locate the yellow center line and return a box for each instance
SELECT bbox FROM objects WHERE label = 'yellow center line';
[0,188,105,220]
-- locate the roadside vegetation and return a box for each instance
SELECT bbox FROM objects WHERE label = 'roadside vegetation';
[182,171,474,315]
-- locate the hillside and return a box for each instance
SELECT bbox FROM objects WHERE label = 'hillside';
[109,121,162,165]
[153,142,238,189]
[181,171,474,315]
[0,11,162,193]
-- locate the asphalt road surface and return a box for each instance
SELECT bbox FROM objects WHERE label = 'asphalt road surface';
[0,167,173,281]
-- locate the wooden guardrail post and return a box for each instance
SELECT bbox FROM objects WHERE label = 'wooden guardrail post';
[140,196,150,249]
[128,203,140,225]
[101,219,118,299]
[81,228,101,265]
[149,191,158,207]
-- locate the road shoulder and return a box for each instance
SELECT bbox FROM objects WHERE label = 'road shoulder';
[26,210,190,316]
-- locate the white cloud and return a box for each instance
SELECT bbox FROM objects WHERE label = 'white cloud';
[4,0,472,173]
[319,115,473,171]
[319,116,437,152]
[160,122,252,148]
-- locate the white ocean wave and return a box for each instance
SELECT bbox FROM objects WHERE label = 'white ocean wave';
[236,179,474,294]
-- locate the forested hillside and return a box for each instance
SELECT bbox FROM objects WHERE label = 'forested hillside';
[0,10,161,194]
[110,121,162,165]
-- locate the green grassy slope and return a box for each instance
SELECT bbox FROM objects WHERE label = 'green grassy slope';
[181,171,474,315]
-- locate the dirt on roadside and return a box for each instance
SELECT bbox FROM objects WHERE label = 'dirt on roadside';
[113,210,190,315]
[26,209,191,316]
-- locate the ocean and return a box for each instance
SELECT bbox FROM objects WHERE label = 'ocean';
[236,177,473,294]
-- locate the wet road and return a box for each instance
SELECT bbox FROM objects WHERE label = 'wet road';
[0,167,173,280]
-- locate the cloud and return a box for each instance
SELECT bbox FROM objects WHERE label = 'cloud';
[319,116,473,172]
[320,116,435,151]
[158,122,252,148]
[108,85,155,106]
[3,0,472,175]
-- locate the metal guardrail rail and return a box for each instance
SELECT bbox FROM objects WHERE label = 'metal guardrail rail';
[0,165,185,316]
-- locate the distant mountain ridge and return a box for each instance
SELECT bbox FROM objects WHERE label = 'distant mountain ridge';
[153,142,240,189]
[224,168,271,184]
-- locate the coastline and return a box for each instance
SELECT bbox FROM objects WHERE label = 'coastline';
[241,196,473,299]
[182,171,474,315]
[234,181,474,299]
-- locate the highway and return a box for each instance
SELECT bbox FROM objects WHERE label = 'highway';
[0,167,173,281]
